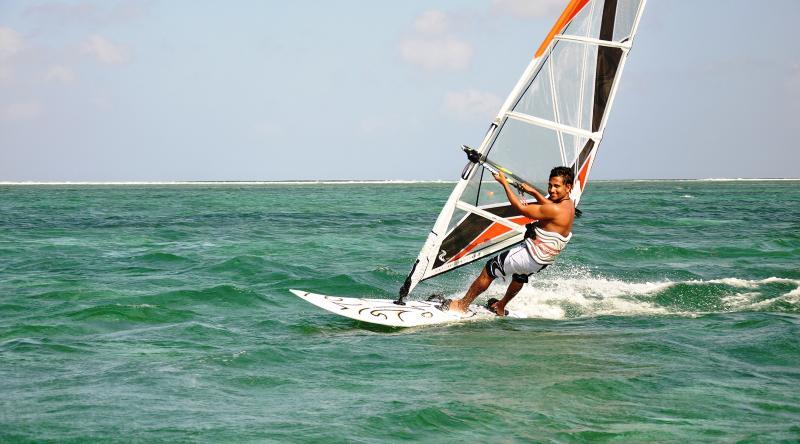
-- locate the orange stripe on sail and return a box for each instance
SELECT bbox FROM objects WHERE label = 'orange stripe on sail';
[577,150,594,192]
[448,216,533,263]
[534,0,590,58]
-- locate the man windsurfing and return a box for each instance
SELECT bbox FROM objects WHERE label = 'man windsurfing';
[445,166,575,316]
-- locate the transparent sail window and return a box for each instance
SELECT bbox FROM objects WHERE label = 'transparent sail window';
[483,119,565,208]
[514,60,555,122]
[562,0,602,40]
[560,0,643,43]
[445,208,469,234]
[460,165,485,207]
[513,40,597,134]
[460,165,512,209]
[613,0,644,42]
[550,40,598,133]
[560,133,590,171]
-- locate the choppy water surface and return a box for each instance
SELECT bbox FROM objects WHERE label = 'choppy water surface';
[1,181,798,442]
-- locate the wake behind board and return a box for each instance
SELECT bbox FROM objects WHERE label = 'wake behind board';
[290,290,523,328]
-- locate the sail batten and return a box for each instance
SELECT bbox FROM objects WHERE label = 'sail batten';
[506,112,599,140]
[554,34,631,50]
[397,0,647,300]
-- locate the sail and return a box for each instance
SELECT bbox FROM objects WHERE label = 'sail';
[398,0,647,299]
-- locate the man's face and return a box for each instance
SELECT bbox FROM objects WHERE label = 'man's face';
[547,176,572,201]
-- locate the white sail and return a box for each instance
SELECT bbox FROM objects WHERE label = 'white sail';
[398,0,647,300]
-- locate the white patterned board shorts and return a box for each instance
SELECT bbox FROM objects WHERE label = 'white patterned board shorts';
[485,242,548,283]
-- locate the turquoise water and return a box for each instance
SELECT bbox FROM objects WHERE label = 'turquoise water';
[1,181,799,442]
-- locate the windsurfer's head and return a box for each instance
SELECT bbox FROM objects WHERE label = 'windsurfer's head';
[548,166,574,202]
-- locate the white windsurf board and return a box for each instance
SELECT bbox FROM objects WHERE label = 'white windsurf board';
[289,289,523,328]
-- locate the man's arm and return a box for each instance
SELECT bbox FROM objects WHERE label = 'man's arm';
[495,172,558,221]
[520,183,548,204]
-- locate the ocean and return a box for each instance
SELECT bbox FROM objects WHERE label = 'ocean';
[1,180,798,442]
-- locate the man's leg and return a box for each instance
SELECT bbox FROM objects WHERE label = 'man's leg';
[448,267,494,313]
[490,278,524,316]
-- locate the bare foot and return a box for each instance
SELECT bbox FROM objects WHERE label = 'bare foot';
[487,298,508,317]
[446,298,469,313]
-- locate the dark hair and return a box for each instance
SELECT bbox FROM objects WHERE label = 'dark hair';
[549,166,574,186]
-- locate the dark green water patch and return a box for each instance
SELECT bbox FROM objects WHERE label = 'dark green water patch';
[66,303,196,324]
[135,251,193,264]
[207,255,267,274]
[141,285,265,308]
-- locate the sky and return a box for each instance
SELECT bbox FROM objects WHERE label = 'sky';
[0,0,798,181]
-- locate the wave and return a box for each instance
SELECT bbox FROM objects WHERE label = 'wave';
[66,303,196,323]
[136,252,191,263]
[457,275,800,320]
[208,255,268,274]
[141,284,267,308]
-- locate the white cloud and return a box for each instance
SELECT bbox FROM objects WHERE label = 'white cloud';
[400,36,473,72]
[81,35,128,64]
[414,10,449,34]
[400,10,473,72]
[0,27,24,59]
[0,101,42,122]
[442,89,502,121]
[492,0,564,18]
[44,65,76,84]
